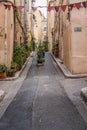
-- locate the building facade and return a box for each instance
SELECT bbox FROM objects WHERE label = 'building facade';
[33,10,43,43]
[0,0,14,68]
[47,0,55,52]
[49,0,87,74]
[59,0,87,74]
[0,0,28,68]
[41,17,47,42]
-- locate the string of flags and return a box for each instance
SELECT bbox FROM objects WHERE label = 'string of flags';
[0,1,87,12]
[0,2,24,11]
[32,1,87,12]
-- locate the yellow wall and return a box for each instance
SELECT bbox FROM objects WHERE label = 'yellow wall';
[55,0,87,74]
[48,1,55,52]
[0,6,5,65]
[33,10,43,43]
[62,1,87,74]
[70,8,87,74]
[0,0,25,68]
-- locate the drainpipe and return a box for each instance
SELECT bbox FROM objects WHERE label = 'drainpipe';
[4,5,8,65]
[13,0,16,48]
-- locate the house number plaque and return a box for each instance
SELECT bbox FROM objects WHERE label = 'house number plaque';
[74,27,82,32]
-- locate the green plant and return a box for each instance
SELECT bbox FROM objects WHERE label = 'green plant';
[37,44,45,63]
[13,45,28,67]
[52,42,59,58]
[43,41,48,51]
[11,61,18,72]
[7,69,15,77]
[0,65,7,73]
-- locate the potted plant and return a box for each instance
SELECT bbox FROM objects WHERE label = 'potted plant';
[37,44,45,64]
[7,69,15,77]
[0,65,7,78]
[11,61,18,72]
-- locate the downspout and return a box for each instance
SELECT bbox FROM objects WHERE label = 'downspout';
[14,0,16,47]
[4,5,7,65]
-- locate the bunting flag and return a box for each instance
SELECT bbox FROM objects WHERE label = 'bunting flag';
[0,0,87,12]
[48,6,53,12]
[7,5,11,10]
[75,2,81,9]
[18,6,24,10]
[4,4,7,9]
[4,4,12,10]
[83,1,87,8]
[0,2,24,10]
[70,4,75,10]
[12,5,16,8]
[61,5,66,12]
[55,6,59,12]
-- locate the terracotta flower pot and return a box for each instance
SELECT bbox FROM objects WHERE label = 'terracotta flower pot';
[0,72,7,78]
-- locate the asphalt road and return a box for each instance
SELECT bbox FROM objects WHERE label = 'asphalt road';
[0,53,87,130]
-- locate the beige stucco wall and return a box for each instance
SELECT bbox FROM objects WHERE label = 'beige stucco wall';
[0,3,14,68]
[0,0,25,68]
[58,0,87,74]
[0,6,5,65]
[7,6,14,67]
[62,1,87,74]
[41,17,47,42]
[14,0,24,44]
[63,26,72,71]
[33,10,43,43]
[70,8,87,74]
[26,0,32,43]
[48,1,55,52]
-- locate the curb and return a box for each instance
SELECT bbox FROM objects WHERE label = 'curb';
[51,53,87,78]
[81,87,87,102]
[0,90,5,102]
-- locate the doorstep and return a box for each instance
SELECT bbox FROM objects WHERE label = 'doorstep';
[81,87,87,102]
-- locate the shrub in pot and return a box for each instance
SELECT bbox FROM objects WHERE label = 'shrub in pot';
[0,65,7,78]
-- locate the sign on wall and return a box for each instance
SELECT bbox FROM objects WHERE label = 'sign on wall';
[74,27,82,32]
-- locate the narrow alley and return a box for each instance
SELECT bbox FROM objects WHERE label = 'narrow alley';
[0,53,87,130]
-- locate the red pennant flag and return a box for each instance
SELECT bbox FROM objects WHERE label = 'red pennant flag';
[75,2,81,9]
[55,6,59,12]
[12,5,16,9]
[7,5,11,10]
[48,6,53,12]
[18,6,24,10]
[61,5,66,12]
[70,4,74,10]
[4,4,8,9]
[83,1,87,8]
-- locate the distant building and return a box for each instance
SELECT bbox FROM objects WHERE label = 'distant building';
[47,0,55,52]
[33,10,43,43]
[24,0,32,43]
[42,17,47,42]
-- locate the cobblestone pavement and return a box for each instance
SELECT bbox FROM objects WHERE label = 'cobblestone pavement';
[0,53,87,130]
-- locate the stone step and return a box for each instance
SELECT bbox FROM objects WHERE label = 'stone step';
[81,87,87,102]
[0,90,5,102]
